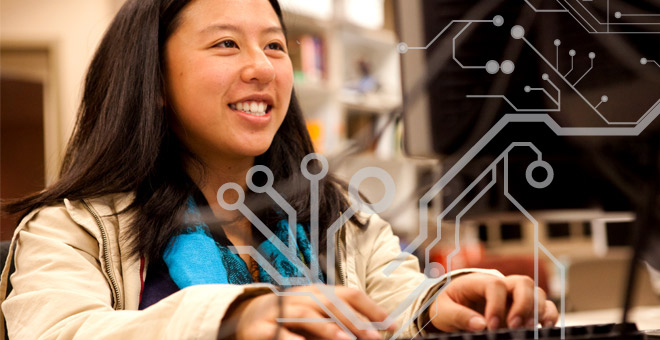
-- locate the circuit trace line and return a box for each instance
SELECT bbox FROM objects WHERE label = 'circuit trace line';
[525,0,569,13]
[573,0,660,27]
[385,98,660,278]
[453,23,486,70]
[641,57,660,68]
[525,0,660,34]
[413,142,567,339]
[502,146,567,339]
[387,3,660,337]
[384,104,660,335]
[519,32,640,125]
[399,19,499,53]
[565,49,577,76]
[467,74,561,112]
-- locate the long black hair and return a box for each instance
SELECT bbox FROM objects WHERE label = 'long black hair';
[3,0,356,261]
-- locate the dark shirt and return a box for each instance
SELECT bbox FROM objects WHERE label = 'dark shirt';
[138,258,179,310]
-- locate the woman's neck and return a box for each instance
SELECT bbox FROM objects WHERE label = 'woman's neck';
[187,156,256,270]
[188,156,254,222]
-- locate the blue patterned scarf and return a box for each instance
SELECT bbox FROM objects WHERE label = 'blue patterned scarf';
[163,196,324,287]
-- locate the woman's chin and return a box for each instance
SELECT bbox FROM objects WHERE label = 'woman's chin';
[232,144,272,159]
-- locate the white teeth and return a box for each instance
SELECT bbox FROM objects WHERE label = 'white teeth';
[229,100,269,116]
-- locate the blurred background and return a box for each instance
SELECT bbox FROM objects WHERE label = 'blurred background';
[1,0,659,327]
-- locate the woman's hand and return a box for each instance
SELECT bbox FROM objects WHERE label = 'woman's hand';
[428,274,558,332]
[222,285,397,340]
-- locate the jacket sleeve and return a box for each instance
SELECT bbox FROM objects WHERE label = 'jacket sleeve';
[359,212,503,338]
[1,205,271,340]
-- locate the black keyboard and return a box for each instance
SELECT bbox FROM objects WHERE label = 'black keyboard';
[421,322,650,339]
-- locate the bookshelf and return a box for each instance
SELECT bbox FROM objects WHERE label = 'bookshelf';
[281,0,402,156]
[281,0,443,236]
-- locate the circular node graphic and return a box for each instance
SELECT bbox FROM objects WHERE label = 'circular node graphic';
[397,42,409,54]
[486,60,500,74]
[601,95,609,103]
[589,52,596,59]
[425,262,446,279]
[246,165,274,193]
[569,49,576,57]
[348,167,395,214]
[217,183,245,211]
[501,60,515,74]
[511,25,525,39]
[493,15,504,27]
[615,11,622,19]
[641,58,648,65]
[524,86,531,93]
[301,153,329,180]
[554,39,561,47]
[526,161,554,189]
[541,73,549,81]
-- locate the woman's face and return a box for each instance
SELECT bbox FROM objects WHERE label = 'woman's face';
[165,0,293,164]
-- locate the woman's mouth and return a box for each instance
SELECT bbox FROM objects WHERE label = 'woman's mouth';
[228,101,272,117]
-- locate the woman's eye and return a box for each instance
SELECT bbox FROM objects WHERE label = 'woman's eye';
[214,40,238,49]
[266,42,285,52]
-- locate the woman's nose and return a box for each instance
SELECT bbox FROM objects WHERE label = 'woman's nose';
[241,49,276,84]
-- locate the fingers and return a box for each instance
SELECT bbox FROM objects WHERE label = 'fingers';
[269,324,306,340]
[542,300,559,328]
[536,287,548,325]
[335,288,395,331]
[232,294,307,340]
[429,293,487,332]
[282,286,392,339]
[282,307,354,340]
[505,276,550,328]
[505,275,535,328]
[436,273,558,332]
[322,295,383,339]
[483,279,507,330]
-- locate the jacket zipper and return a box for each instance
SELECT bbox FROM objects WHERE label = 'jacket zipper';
[81,199,123,310]
[336,227,346,286]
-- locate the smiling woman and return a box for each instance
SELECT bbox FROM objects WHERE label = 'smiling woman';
[0,0,557,339]
[165,0,293,165]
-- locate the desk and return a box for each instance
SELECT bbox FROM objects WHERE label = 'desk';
[564,305,660,330]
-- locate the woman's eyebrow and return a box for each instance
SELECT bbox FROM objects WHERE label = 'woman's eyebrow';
[200,24,284,36]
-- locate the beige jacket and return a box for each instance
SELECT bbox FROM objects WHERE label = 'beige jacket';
[0,193,499,339]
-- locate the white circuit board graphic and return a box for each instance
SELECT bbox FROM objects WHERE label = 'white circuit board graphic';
[216,1,659,339]
[393,0,660,338]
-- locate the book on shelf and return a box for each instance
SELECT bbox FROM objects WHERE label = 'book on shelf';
[306,119,324,154]
[289,34,326,84]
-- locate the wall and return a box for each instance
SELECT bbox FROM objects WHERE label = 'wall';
[0,0,122,182]
[0,76,45,239]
